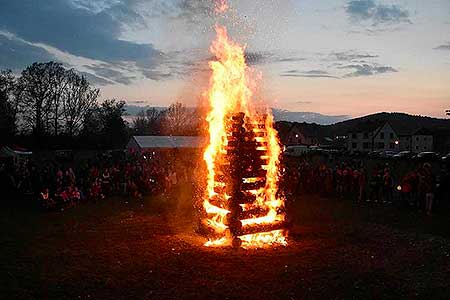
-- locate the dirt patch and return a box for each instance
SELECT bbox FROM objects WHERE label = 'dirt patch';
[1,196,449,299]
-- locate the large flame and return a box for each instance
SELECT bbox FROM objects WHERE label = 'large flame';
[202,24,287,248]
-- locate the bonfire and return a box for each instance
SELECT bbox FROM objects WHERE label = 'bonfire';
[201,1,287,248]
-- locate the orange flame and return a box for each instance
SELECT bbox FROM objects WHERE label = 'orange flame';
[202,25,287,248]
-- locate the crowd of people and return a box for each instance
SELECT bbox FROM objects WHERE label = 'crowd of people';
[0,150,196,211]
[1,151,449,216]
[282,157,450,216]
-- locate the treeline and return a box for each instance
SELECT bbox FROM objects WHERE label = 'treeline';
[131,102,202,137]
[0,61,201,150]
[0,62,128,149]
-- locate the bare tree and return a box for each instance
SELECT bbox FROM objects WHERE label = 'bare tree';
[49,64,70,136]
[132,107,163,135]
[15,62,55,136]
[15,62,100,138]
[161,102,198,135]
[0,70,16,138]
[62,71,99,137]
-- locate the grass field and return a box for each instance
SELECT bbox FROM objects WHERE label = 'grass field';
[1,192,450,299]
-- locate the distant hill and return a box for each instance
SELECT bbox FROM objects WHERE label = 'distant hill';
[125,105,450,137]
[325,112,450,136]
[274,112,450,144]
[125,105,350,125]
[271,109,349,125]
[124,105,167,116]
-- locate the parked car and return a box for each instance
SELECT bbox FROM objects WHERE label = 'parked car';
[368,150,382,158]
[308,145,323,152]
[284,145,310,157]
[414,152,440,161]
[393,151,413,159]
[442,153,450,162]
[379,150,398,158]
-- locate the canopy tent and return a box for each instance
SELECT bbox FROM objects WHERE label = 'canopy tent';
[126,136,208,152]
[0,146,32,158]
[0,145,32,165]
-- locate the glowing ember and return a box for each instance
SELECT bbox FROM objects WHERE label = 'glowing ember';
[201,9,287,248]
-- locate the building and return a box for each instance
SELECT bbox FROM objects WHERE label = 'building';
[372,122,400,152]
[411,128,433,153]
[433,128,450,154]
[347,122,439,153]
[347,122,400,152]
[398,135,412,151]
[126,136,208,152]
[275,121,320,146]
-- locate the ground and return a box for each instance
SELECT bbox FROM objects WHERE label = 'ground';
[1,194,450,300]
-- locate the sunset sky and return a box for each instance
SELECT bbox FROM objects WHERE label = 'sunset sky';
[1,0,449,119]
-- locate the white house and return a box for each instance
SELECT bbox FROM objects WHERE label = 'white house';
[348,122,400,153]
[372,122,400,152]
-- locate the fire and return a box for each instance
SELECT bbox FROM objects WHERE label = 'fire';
[202,23,287,248]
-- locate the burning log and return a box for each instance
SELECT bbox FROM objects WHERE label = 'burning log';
[238,221,288,236]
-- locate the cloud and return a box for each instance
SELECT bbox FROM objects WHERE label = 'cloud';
[78,71,114,86]
[346,0,411,25]
[0,0,164,82]
[277,50,398,80]
[434,43,450,51]
[280,69,340,79]
[330,51,379,61]
[0,32,55,70]
[0,1,161,63]
[244,52,305,65]
[85,65,136,85]
[303,70,331,75]
[339,63,398,77]
[276,57,307,63]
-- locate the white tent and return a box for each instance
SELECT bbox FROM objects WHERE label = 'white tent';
[126,136,208,151]
[0,146,32,164]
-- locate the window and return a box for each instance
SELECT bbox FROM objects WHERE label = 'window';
[416,137,419,141]
[416,146,419,150]
[352,133,357,139]
[424,137,427,141]
[378,142,385,149]
[352,143,357,149]
[363,142,369,149]
[380,132,385,139]
[390,133,394,139]
[363,133,369,139]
